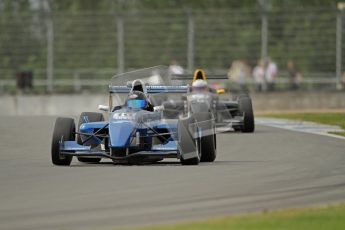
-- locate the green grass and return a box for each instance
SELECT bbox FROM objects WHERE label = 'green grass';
[260,112,345,137]
[131,204,345,230]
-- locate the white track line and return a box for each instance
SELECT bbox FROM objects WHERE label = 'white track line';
[256,117,345,140]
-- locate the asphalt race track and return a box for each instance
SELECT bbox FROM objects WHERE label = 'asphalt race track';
[1,116,345,230]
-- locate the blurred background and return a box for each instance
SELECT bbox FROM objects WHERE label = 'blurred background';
[0,0,345,114]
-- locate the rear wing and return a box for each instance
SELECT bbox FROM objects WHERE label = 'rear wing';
[109,85,189,94]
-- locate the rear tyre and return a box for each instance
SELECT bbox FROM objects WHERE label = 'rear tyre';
[238,96,255,133]
[51,117,75,166]
[77,112,104,163]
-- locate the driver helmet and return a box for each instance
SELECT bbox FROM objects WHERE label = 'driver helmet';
[192,79,208,92]
[126,91,148,109]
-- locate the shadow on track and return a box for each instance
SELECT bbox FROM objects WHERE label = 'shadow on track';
[68,160,267,167]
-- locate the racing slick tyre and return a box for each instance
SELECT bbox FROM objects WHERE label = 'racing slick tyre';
[77,112,104,163]
[51,117,75,166]
[178,116,201,165]
[238,95,255,133]
[193,112,217,162]
[200,134,217,162]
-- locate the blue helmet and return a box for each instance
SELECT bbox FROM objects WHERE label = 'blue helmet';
[126,91,148,109]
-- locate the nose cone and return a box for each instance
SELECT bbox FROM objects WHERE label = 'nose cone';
[109,121,135,147]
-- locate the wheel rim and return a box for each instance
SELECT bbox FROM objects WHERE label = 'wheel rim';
[58,141,67,161]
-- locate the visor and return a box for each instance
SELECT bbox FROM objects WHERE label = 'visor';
[127,99,147,109]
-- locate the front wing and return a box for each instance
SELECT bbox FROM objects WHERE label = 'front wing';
[59,140,179,160]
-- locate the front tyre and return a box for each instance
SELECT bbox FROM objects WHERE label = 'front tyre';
[200,133,217,162]
[51,117,75,166]
[192,112,217,162]
[180,138,201,165]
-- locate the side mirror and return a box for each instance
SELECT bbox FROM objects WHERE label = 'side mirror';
[153,105,164,112]
[98,105,109,111]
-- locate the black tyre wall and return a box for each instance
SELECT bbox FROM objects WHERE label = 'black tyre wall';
[51,117,75,166]
[238,96,255,133]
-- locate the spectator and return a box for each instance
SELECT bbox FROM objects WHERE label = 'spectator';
[265,57,278,91]
[228,59,251,92]
[168,60,184,85]
[252,59,265,92]
[148,69,162,85]
[168,60,184,75]
[287,60,302,90]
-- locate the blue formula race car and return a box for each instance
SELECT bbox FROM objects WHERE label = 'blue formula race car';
[51,66,217,165]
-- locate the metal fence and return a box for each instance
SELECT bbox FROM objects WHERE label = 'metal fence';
[0,7,344,93]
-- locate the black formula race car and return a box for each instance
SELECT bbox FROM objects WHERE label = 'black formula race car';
[163,69,255,133]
